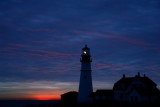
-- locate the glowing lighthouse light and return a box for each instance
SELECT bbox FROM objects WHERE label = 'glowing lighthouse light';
[83,51,87,54]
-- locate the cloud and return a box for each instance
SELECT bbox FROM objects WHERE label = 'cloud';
[28,49,74,56]
[93,81,113,90]
[24,28,55,33]
[0,81,78,100]
[0,0,160,100]
[75,31,155,46]
[0,42,76,60]
[5,43,36,49]
[31,40,51,43]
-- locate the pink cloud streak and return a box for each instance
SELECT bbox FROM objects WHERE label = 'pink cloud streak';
[6,43,36,49]
[28,28,55,32]
[28,49,74,56]
[31,40,51,43]
[75,31,155,46]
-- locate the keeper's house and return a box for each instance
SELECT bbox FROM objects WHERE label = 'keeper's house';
[113,73,160,103]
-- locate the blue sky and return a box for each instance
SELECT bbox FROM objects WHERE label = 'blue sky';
[0,0,160,100]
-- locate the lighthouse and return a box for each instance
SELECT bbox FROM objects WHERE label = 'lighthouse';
[78,45,93,103]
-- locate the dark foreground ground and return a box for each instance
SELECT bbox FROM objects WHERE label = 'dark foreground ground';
[0,100,60,107]
[23,101,160,107]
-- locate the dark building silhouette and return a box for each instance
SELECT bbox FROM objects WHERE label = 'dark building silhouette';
[113,72,160,103]
[87,73,160,103]
[61,74,160,104]
[60,46,160,104]
[89,90,114,102]
[61,91,78,104]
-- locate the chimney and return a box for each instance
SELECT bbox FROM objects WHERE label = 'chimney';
[138,72,140,77]
[144,74,146,77]
[123,74,125,78]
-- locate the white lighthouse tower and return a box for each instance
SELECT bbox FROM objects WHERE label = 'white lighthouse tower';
[78,45,93,103]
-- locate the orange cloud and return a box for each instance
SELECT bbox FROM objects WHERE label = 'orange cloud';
[0,90,65,100]
[25,89,66,100]
[31,95,60,100]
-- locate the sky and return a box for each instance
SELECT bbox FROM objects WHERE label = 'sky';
[0,0,160,100]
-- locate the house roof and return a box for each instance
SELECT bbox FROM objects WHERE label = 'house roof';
[113,77,134,90]
[139,76,156,86]
[89,89,113,97]
[61,91,78,97]
[113,75,157,90]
